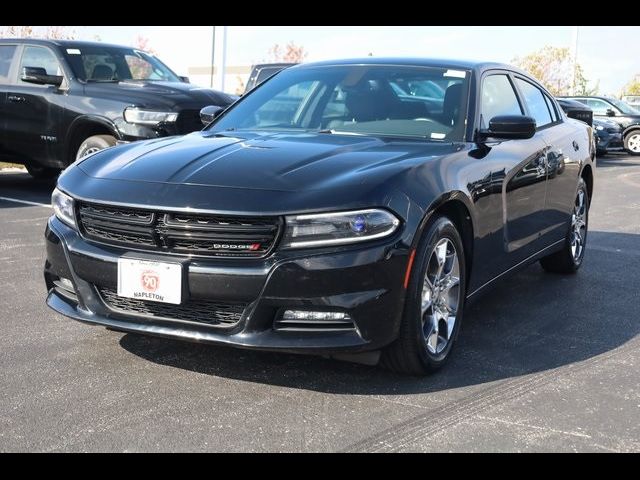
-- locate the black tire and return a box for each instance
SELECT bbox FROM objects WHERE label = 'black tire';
[623,130,640,155]
[381,216,466,375]
[25,163,60,180]
[75,134,117,161]
[540,178,589,274]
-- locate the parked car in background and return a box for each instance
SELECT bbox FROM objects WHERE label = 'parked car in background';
[592,118,623,155]
[556,98,622,155]
[0,39,236,178]
[244,63,296,93]
[564,95,640,154]
[556,98,593,126]
[45,58,594,375]
[621,95,640,109]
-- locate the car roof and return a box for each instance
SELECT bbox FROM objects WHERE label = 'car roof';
[0,38,141,50]
[562,95,616,101]
[293,57,523,75]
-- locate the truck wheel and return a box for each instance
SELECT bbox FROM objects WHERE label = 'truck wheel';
[25,163,60,180]
[75,135,117,160]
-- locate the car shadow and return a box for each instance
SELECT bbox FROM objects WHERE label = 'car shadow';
[0,170,56,208]
[596,153,640,168]
[119,230,640,394]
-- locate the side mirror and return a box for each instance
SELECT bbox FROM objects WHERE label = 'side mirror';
[478,115,536,141]
[179,76,190,83]
[606,108,616,117]
[21,66,63,87]
[200,105,224,125]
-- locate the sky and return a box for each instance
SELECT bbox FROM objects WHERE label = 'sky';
[14,26,640,95]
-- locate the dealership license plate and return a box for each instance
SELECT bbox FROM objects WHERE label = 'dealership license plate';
[117,258,182,305]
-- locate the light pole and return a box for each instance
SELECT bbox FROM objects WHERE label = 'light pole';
[210,26,216,89]
[571,26,580,95]
[221,26,228,93]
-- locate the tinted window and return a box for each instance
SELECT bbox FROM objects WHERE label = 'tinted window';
[515,78,553,128]
[213,65,470,141]
[0,45,17,81]
[19,46,62,78]
[481,74,523,126]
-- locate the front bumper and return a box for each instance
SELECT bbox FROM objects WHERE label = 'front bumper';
[44,217,408,354]
[596,131,623,152]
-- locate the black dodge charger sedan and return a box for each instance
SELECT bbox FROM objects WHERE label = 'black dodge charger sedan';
[45,59,594,375]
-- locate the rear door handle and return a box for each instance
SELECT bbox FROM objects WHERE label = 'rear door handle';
[572,140,579,151]
[8,95,25,103]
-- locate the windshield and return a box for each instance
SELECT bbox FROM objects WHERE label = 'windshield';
[212,65,470,141]
[63,45,181,82]
[609,98,639,115]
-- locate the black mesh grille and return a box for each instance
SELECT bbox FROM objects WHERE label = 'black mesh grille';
[176,109,203,134]
[78,202,281,258]
[98,287,245,326]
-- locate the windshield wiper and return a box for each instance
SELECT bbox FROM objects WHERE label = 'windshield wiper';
[316,129,365,136]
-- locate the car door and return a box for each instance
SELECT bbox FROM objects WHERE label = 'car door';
[0,43,20,160]
[3,44,66,167]
[513,77,578,245]
[476,72,549,274]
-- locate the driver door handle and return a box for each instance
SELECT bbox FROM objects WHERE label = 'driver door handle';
[8,95,25,103]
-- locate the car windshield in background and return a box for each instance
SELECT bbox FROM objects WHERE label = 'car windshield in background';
[212,65,470,141]
[63,46,181,83]
[609,97,639,115]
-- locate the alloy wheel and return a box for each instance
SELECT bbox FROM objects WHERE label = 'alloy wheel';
[627,133,640,153]
[420,238,461,355]
[571,188,587,262]
[81,147,102,158]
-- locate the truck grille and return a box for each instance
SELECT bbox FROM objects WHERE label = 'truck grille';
[98,287,245,327]
[77,202,282,258]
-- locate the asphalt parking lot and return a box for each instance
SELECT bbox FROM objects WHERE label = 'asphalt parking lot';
[0,154,639,452]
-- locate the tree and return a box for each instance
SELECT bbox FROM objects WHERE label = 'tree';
[266,41,307,63]
[129,36,157,79]
[512,46,597,96]
[622,75,640,95]
[134,35,157,55]
[0,26,76,40]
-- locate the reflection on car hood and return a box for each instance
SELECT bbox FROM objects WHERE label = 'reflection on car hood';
[77,130,458,192]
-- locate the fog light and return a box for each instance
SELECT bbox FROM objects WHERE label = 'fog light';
[282,310,351,321]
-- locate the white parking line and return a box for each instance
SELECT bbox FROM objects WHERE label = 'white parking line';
[0,196,51,208]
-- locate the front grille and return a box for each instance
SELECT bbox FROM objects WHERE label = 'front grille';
[78,202,282,257]
[176,109,203,134]
[98,287,245,326]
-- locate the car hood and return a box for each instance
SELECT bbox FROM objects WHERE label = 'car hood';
[83,81,235,109]
[77,130,457,193]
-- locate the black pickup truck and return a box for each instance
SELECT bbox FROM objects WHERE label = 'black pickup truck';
[0,39,236,178]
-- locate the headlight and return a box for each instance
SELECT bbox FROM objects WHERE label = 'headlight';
[52,188,75,228]
[280,209,401,249]
[595,125,604,131]
[123,107,178,125]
